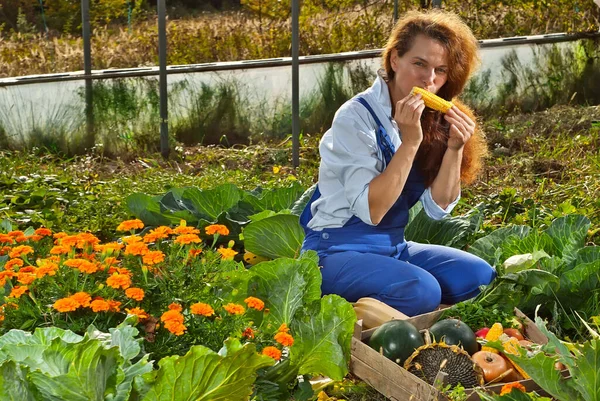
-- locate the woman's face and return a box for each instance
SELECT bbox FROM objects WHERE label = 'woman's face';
[390,34,449,100]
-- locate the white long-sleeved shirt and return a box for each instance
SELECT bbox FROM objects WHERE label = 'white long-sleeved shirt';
[306,71,459,231]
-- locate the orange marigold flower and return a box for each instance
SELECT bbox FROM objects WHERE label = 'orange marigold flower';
[28,235,43,242]
[122,235,143,244]
[278,323,290,333]
[95,242,124,254]
[63,258,86,268]
[217,247,238,260]
[79,252,96,261]
[107,300,122,312]
[53,232,68,240]
[262,346,282,360]
[117,219,144,232]
[274,331,294,347]
[223,303,245,315]
[17,272,36,285]
[50,245,71,255]
[161,309,184,323]
[54,297,80,312]
[106,273,131,289]
[173,220,200,235]
[8,285,28,299]
[126,307,149,321]
[205,224,230,236]
[13,235,28,243]
[103,257,119,267]
[8,245,34,259]
[78,260,100,274]
[244,296,265,311]
[190,302,214,317]
[75,233,100,249]
[242,327,255,339]
[500,382,527,396]
[7,231,25,238]
[142,250,165,265]
[125,287,145,301]
[189,248,202,257]
[0,246,11,256]
[143,226,173,243]
[163,320,187,336]
[59,235,79,247]
[0,271,15,286]
[168,303,183,312]
[90,299,110,312]
[71,292,92,307]
[36,263,58,278]
[4,258,24,271]
[0,234,14,244]
[174,234,202,245]
[34,227,52,237]
[124,242,149,256]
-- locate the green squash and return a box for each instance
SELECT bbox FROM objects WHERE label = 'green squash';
[429,318,478,355]
[368,320,424,365]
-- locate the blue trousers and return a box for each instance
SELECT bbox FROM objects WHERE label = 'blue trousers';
[319,241,496,317]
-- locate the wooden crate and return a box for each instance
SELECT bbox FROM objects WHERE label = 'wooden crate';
[350,308,551,401]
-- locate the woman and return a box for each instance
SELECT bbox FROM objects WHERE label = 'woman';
[300,10,496,317]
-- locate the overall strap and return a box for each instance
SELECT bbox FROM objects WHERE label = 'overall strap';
[355,96,396,167]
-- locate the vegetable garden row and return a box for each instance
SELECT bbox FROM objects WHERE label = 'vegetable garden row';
[1,182,599,400]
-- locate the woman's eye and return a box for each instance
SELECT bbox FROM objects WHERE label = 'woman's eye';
[436,68,447,74]
[415,62,425,67]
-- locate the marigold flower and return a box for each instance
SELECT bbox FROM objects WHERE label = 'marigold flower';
[34,228,52,237]
[54,297,80,312]
[0,234,14,244]
[71,292,92,307]
[164,320,187,336]
[0,271,15,286]
[274,331,294,347]
[4,258,24,271]
[90,299,110,312]
[168,303,183,312]
[13,235,28,243]
[242,327,255,339]
[106,273,131,289]
[174,234,202,245]
[50,245,71,255]
[17,272,36,285]
[8,286,28,299]
[278,323,290,333]
[161,309,184,323]
[143,226,173,243]
[63,258,86,268]
[28,235,43,242]
[173,220,200,235]
[59,235,79,247]
[500,382,527,396]
[122,235,143,244]
[94,242,123,254]
[103,257,119,267]
[190,302,214,317]
[117,219,144,232]
[78,260,100,274]
[262,346,282,360]
[0,246,10,256]
[189,248,203,257]
[244,296,265,311]
[205,224,230,236]
[124,242,149,256]
[107,300,122,312]
[125,287,145,301]
[75,233,100,249]
[36,263,58,278]
[223,303,245,315]
[142,250,165,265]
[7,231,25,238]
[53,232,68,240]
[217,247,238,260]
[126,307,149,321]
[8,245,34,259]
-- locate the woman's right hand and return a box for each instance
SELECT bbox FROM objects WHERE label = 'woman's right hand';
[393,93,425,147]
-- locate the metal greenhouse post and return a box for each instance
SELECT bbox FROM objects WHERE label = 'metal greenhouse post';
[158,0,169,158]
[82,0,94,150]
[393,0,398,22]
[291,0,299,168]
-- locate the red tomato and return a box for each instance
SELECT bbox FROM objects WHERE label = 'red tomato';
[472,351,510,382]
[475,327,490,338]
[503,328,525,341]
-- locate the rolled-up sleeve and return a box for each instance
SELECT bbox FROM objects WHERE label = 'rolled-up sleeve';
[420,187,460,220]
[320,108,381,225]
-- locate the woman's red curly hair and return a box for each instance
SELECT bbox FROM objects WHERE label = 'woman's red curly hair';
[382,10,487,186]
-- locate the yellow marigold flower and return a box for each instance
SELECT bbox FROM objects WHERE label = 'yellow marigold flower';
[116,219,144,232]
[190,302,214,317]
[4,258,24,271]
[168,303,183,312]
[217,247,238,260]
[205,224,230,236]
[274,331,294,347]
[122,235,143,244]
[108,300,121,312]
[106,273,131,289]
[17,272,36,285]
[50,245,71,255]
[164,320,187,336]
[126,307,149,321]
[8,285,28,299]
[500,382,527,396]
[174,234,202,245]
[71,292,92,307]
[34,228,52,237]
[244,296,265,311]
[125,287,145,301]
[124,242,149,256]
[142,250,165,265]
[90,299,110,312]
[278,323,290,333]
[262,346,282,360]
[223,303,245,315]
[54,297,80,312]
[8,245,34,259]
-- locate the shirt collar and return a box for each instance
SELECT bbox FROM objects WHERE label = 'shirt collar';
[372,69,393,119]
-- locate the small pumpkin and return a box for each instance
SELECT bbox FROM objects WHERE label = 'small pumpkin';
[369,320,424,365]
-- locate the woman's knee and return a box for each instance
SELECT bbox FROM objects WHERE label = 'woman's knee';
[377,274,442,317]
[443,258,496,304]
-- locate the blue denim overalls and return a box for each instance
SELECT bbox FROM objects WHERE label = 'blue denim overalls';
[300,96,495,316]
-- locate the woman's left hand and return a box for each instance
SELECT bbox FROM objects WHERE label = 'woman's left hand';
[444,106,475,151]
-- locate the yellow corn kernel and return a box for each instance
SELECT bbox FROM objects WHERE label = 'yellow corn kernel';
[502,337,530,379]
[482,322,504,353]
[410,87,453,113]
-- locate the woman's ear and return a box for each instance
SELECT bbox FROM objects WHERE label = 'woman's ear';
[390,49,399,72]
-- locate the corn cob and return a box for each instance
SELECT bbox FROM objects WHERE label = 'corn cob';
[410,87,454,113]
[482,322,504,353]
[502,337,530,379]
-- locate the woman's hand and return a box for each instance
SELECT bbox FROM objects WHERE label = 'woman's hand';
[444,106,475,150]
[393,93,425,147]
